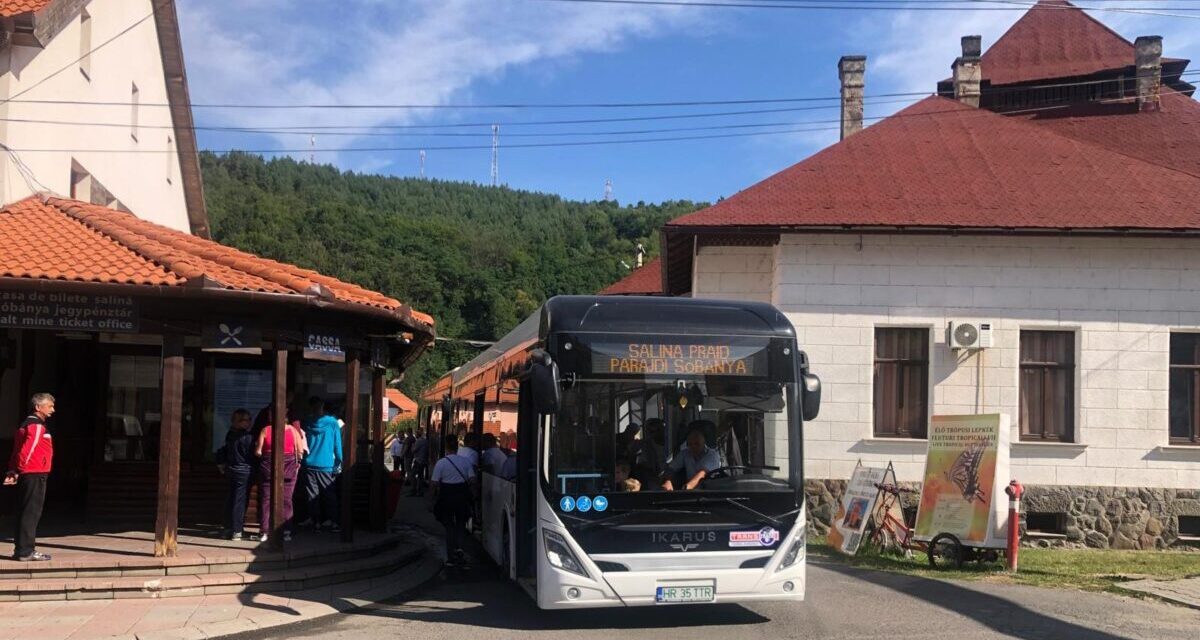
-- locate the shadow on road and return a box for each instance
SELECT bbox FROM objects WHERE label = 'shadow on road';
[354,561,770,630]
[816,560,1137,640]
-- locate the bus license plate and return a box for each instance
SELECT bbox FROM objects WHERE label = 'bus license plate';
[655,584,715,604]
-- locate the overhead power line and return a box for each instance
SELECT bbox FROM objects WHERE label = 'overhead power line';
[534,0,1200,19]
[0,97,931,137]
[0,98,1151,155]
[4,68,1196,112]
[1,71,1193,135]
[0,91,926,110]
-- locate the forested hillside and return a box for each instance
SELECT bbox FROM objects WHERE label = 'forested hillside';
[201,152,704,396]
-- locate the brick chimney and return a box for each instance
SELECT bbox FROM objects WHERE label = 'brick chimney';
[952,35,982,108]
[1135,35,1163,112]
[839,55,866,140]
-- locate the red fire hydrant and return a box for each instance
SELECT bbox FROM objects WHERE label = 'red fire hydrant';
[1005,480,1024,572]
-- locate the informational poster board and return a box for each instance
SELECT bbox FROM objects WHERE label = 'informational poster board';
[211,368,274,454]
[914,414,1010,547]
[827,462,887,555]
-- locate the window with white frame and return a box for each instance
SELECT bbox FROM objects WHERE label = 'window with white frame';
[79,9,92,80]
[1169,333,1200,445]
[873,328,929,438]
[1019,330,1075,442]
[130,83,140,142]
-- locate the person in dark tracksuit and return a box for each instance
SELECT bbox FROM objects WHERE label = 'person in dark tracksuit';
[218,409,255,541]
[302,397,342,531]
[408,429,429,496]
[5,393,55,561]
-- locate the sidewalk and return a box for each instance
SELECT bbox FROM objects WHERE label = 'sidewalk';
[1119,576,1200,610]
[0,497,446,640]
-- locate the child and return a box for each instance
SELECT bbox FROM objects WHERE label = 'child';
[614,461,631,487]
[621,478,641,493]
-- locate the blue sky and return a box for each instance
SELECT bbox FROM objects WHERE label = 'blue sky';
[176,0,1200,205]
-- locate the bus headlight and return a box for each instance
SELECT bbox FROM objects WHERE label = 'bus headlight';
[543,530,589,578]
[777,525,806,571]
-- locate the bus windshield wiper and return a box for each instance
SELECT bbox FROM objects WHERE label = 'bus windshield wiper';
[652,496,782,527]
[575,508,710,531]
[726,464,781,472]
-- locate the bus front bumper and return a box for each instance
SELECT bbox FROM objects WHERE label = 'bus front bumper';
[538,565,806,609]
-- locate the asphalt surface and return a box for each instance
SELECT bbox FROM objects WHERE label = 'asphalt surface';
[234,557,1199,640]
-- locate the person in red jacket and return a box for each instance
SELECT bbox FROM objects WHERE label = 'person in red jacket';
[4,393,55,561]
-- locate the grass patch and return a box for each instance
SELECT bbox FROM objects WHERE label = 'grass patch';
[808,536,1200,593]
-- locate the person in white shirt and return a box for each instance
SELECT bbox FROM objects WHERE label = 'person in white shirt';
[390,432,405,472]
[458,432,480,468]
[481,433,507,475]
[431,435,475,564]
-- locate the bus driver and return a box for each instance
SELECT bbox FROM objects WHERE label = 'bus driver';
[660,429,721,491]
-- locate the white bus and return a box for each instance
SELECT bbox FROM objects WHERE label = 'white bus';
[420,295,820,609]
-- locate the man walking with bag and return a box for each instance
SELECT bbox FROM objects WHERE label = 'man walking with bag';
[431,435,474,565]
[5,393,55,561]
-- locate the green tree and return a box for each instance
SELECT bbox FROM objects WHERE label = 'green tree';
[202,152,704,396]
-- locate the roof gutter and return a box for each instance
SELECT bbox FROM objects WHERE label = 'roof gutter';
[664,224,1200,238]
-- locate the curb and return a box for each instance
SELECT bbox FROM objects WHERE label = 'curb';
[99,535,445,640]
[1111,580,1200,611]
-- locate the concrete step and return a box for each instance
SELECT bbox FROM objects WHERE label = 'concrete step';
[0,544,422,602]
[0,535,401,580]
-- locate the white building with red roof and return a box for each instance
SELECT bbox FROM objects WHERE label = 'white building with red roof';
[648,0,1200,548]
[0,0,206,235]
[0,1,436,560]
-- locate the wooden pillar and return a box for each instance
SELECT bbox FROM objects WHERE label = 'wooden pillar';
[369,369,386,530]
[271,348,287,549]
[341,351,360,542]
[154,334,184,557]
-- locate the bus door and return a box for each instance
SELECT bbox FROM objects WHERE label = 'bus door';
[516,379,537,580]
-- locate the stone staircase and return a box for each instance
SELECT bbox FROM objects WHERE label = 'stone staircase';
[0,534,420,602]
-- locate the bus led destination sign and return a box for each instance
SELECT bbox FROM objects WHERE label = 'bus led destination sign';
[590,342,764,376]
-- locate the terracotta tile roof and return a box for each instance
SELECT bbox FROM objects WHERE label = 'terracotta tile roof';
[668,95,1200,231]
[0,0,52,17]
[385,389,418,414]
[0,195,434,329]
[599,257,662,295]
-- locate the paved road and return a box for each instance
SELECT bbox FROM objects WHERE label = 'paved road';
[235,558,1199,640]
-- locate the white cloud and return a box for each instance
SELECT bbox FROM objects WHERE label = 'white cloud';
[175,0,703,162]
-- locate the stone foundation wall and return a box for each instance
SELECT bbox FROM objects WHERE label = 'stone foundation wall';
[804,480,1200,550]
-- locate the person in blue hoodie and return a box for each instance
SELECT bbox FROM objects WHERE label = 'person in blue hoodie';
[302,397,342,531]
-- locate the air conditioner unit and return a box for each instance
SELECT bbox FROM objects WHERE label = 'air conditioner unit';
[949,321,993,350]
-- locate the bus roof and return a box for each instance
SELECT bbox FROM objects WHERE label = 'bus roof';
[422,295,796,402]
[542,295,795,338]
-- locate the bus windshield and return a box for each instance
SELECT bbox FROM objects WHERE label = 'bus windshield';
[547,378,794,497]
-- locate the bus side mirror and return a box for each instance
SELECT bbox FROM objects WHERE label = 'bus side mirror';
[530,351,561,415]
[801,372,821,422]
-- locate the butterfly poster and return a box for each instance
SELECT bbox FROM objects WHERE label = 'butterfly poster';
[914,414,1010,546]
